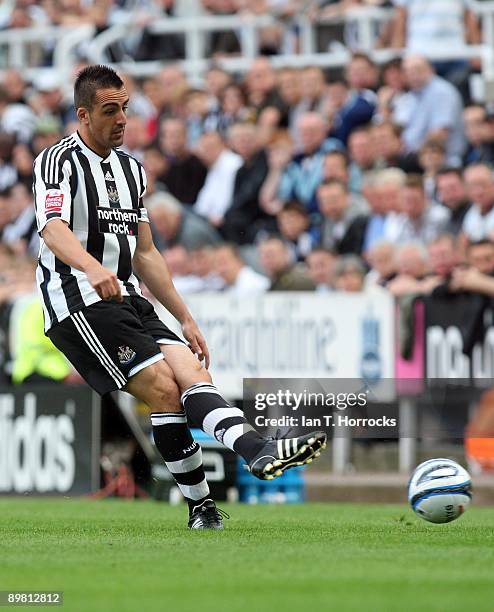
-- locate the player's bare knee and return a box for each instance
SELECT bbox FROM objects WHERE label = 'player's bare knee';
[153,373,181,410]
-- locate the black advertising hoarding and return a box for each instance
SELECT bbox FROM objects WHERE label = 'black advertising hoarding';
[424,293,494,381]
[0,385,100,495]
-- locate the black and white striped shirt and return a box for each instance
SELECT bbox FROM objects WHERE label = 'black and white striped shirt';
[33,131,149,331]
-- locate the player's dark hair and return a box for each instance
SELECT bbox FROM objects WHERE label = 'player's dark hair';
[74,65,124,110]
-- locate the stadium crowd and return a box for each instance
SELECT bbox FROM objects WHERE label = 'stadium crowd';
[1,0,494,382]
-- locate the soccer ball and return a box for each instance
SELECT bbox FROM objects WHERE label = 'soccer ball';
[408,458,472,524]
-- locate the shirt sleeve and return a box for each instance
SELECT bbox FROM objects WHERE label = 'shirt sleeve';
[33,151,73,233]
[137,162,149,223]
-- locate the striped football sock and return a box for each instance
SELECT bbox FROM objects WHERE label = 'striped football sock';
[181,382,266,462]
[150,411,210,514]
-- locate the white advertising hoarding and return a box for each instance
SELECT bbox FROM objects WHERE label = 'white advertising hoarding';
[154,289,395,398]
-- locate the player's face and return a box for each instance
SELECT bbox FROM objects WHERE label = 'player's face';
[79,87,129,154]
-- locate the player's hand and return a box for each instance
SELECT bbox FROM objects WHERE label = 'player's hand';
[86,262,123,302]
[182,318,210,369]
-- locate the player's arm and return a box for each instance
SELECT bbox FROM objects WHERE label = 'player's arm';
[41,220,122,302]
[133,221,210,367]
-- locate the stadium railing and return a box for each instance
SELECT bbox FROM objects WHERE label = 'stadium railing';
[2,3,494,89]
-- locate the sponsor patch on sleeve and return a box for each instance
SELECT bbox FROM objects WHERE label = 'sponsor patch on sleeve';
[45,191,64,214]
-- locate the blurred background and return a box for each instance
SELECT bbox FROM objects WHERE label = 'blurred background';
[2,0,494,506]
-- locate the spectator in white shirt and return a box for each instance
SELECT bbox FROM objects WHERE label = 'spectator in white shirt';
[214,243,270,295]
[463,163,494,242]
[385,174,449,245]
[193,130,243,228]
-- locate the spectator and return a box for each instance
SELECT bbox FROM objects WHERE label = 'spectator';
[306,248,337,292]
[222,122,271,244]
[0,84,36,144]
[275,112,343,213]
[467,240,494,275]
[120,73,156,126]
[391,0,480,96]
[193,130,243,228]
[2,69,28,105]
[146,192,221,251]
[156,65,189,121]
[2,183,38,257]
[204,66,232,104]
[317,179,369,254]
[158,117,207,206]
[436,167,471,237]
[427,233,460,280]
[361,170,404,253]
[395,55,466,166]
[245,57,287,130]
[463,163,494,242]
[463,105,494,166]
[334,255,366,292]
[186,87,220,146]
[385,174,449,244]
[371,121,421,173]
[0,132,17,191]
[208,83,254,136]
[259,129,295,215]
[276,201,318,261]
[162,245,206,294]
[214,243,270,294]
[347,126,375,192]
[365,241,397,287]
[30,71,75,127]
[189,246,225,291]
[258,236,315,291]
[142,146,169,197]
[322,150,350,185]
[31,115,63,156]
[418,138,446,200]
[345,52,379,92]
[327,77,376,145]
[298,66,328,114]
[11,143,34,191]
[375,58,408,123]
[386,241,431,296]
[373,167,406,221]
[276,68,302,139]
[293,66,329,133]
[121,115,150,161]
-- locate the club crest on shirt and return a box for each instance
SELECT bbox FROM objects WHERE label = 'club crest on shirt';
[117,345,136,365]
[107,185,120,204]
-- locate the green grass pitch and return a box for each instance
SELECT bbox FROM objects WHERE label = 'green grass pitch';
[1,498,494,612]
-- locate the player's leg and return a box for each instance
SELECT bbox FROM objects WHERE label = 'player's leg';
[135,295,328,479]
[124,357,222,528]
[160,344,327,480]
[47,301,221,528]
[159,344,266,460]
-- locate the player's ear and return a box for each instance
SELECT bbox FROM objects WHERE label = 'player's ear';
[77,106,90,125]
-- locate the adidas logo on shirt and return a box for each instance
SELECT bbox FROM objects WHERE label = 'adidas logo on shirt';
[104,171,115,181]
